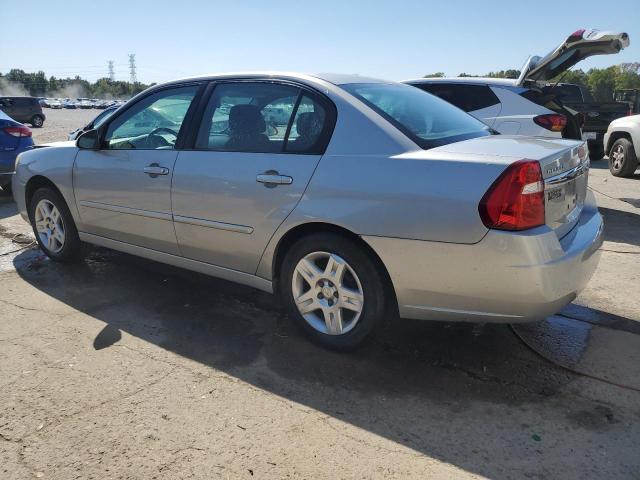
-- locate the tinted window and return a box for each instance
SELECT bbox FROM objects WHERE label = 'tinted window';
[343,83,491,150]
[553,85,584,103]
[196,82,330,154]
[14,98,36,107]
[105,85,198,150]
[415,83,499,112]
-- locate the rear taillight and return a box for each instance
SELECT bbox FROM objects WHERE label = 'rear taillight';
[568,29,586,42]
[533,114,567,132]
[4,125,32,137]
[479,160,545,231]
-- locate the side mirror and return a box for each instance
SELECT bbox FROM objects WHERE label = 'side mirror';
[77,129,101,150]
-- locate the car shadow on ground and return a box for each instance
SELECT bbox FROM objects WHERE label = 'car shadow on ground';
[599,206,640,248]
[12,245,637,479]
[0,191,18,220]
[590,160,640,179]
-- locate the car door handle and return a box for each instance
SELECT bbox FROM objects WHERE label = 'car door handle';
[256,172,293,186]
[143,164,170,177]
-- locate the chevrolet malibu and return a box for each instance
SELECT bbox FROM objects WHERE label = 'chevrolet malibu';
[12,73,603,349]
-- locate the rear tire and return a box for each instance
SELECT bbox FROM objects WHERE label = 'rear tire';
[587,141,604,161]
[608,138,638,177]
[280,233,388,350]
[28,187,82,262]
[30,115,44,128]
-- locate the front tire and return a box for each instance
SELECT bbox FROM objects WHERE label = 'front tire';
[280,233,388,350]
[609,138,638,177]
[28,187,82,262]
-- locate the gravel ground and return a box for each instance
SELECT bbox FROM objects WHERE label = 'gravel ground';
[33,108,98,144]
[1,110,639,479]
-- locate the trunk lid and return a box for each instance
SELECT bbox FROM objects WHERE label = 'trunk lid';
[516,29,630,86]
[432,135,590,238]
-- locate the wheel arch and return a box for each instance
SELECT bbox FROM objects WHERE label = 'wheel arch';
[25,175,65,212]
[606,130,632,155]
[268,221,399,317]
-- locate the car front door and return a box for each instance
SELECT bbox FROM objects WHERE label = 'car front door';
[171,80,335,273]
[73,84,201,254]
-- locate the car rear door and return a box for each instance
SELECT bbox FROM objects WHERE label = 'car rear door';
[171,80,335,274]
[73,84,202,255]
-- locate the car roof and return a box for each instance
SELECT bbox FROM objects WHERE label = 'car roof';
[161,71,392,88]
[403,77,519,87]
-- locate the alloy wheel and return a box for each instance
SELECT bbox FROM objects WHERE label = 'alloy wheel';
[291,251,364,335]
[34,199,65,253]
[611,144,625,170]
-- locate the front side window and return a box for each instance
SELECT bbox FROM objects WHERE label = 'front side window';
[343,83,492,149]
[196,82,331,154]
[105,85,198,149]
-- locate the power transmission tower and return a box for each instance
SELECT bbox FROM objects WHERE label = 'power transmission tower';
[107,60,115,81]
[128,54,137,83]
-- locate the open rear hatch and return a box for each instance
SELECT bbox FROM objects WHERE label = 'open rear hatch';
[516,29,629,86]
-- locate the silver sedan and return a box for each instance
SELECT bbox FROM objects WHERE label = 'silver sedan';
[12,73,603,349]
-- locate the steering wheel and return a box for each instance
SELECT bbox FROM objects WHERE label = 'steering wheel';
[146,127,179,148]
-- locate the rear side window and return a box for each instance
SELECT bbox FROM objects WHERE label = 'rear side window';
[553,85,584,103]
[14,98,36,107]
[343,83,491,150]
[414,83,499,112]
[285,95,328,153]
[196,82,333,154]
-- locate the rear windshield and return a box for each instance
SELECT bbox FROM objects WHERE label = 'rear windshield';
[341,83,492,149]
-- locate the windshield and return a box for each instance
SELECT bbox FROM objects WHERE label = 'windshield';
[342,83,491,149]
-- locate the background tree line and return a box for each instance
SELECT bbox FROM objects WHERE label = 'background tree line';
[0,69,154,99]
[425,63,640,102]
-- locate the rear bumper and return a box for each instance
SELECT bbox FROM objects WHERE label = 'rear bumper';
[363,191,603,323]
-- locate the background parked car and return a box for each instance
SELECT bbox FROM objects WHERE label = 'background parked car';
[405,29,629,156]
[0,96,46,127]
[615,88,640,115]
[550,82,628,160]
[77,98,93,109]
[603,114,640,177]
[49,99,63,109]
[0,110,33,193]
[68,105,119,140]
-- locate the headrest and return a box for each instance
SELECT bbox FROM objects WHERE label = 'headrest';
[228,105,266,135]
[296,112,322,138]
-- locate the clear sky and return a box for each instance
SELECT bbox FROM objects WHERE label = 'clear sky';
[1,0,638,83]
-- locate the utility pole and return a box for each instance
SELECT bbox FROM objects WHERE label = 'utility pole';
[128,54,137,83]
[107,60,115,81]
